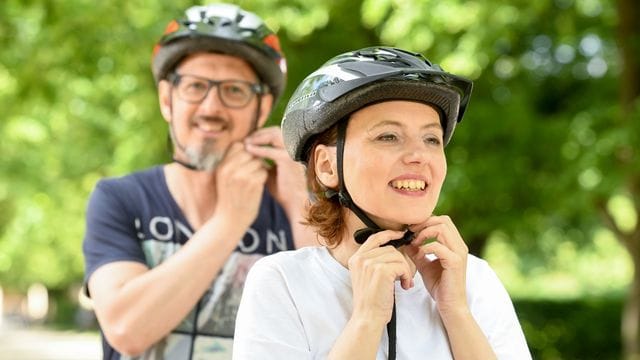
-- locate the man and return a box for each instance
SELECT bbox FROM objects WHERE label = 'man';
[82,4,313,359]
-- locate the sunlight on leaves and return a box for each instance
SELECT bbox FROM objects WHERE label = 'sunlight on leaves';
[361,0,393,28]
[485,228,632,299]
[576,0,603,17]
[6,116,48,144]
[0,65,18,97]
[607,194,637,234]
[578,167,602,190]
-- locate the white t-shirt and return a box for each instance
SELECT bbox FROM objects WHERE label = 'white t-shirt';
[233,246,531,360]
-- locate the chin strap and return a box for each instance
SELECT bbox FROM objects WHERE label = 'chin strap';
[327,119,408,360]
[352,228,415,248]
[332,120,379,235]
[387,299,397,360]
[173,157,199,171]
[167,91,200,172]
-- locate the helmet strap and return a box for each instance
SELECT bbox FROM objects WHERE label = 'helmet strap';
[166,91,205,171]
[331,119,414,247]
[335,113,400,360]
[169,121,199,171]
[172,156,199,171]
[334,120,380,235]
[248,94,262,134]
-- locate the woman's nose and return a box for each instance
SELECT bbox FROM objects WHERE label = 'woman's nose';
[401,140,428,164]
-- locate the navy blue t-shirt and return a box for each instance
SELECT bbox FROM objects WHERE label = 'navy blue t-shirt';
[82,166,295,359]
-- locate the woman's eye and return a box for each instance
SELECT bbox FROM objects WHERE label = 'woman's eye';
[376,133,398,142]
[425,136,442,145]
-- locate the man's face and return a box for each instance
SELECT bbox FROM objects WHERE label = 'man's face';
[159,52,273,171]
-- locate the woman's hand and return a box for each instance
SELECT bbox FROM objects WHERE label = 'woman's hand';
[405,215,469,316]
[348,230,414,324]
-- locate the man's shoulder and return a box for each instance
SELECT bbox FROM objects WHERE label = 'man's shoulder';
[97,165,163,190]
[89,166,166,208]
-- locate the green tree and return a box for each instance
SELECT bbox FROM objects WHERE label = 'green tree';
[0,0,637,357]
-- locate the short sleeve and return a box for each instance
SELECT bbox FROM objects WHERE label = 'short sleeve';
[82,179,147,295]
[467,258,532,359]
[233,256,312,360]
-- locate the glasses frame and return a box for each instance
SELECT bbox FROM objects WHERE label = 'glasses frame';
[169,72,268,108]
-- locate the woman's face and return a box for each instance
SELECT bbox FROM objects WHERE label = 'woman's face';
[342,100,447,230]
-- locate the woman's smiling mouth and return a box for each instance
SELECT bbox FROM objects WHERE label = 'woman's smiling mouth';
[390,179,426,191]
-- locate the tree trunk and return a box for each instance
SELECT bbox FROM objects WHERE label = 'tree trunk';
[617,0,640,113]
[623,256,640,359]
[616,0,640,357]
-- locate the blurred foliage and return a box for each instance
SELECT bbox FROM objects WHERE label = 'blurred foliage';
[517,298,623,359]
[486,227,632,299]
[0,0,638,355]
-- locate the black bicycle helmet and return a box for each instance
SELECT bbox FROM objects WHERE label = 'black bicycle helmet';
[152,3,287,104]
[282,46,472,163]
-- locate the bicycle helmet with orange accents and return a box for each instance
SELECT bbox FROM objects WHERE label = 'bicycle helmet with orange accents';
[152,3,287,104]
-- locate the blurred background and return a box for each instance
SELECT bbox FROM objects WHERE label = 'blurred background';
[0,0,638,359]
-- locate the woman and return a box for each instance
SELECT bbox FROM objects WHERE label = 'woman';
[233,47,531,359]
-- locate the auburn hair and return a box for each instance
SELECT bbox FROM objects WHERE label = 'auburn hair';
[303,123,347,247]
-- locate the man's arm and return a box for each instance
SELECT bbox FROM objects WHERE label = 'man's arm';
[88,212,243,356]
[89,143,269,356]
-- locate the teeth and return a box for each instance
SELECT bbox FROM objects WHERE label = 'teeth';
[198,122,224,132]
[391,179,426,191]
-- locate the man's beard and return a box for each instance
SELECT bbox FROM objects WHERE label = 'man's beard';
[184,138,223,172]
[170,126,223,172]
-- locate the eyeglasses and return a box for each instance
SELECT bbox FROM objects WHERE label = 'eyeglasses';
[169,73,267,108]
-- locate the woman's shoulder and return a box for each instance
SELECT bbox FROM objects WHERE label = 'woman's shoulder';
[466,254,512,299]
[466,254,491,271]
[253,246,327,272]
[245,246,334,292]
[466,254,504,282]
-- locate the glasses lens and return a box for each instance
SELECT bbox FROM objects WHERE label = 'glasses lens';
[219,81,253,107]
[177,75,209,103]
[175,75,257,107]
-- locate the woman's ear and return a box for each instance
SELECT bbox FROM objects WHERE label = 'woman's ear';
[314,144,339,188]
[158,80,173,123]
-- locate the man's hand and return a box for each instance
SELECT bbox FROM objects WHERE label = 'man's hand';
[244,126,316,248]
[214,141,269,231]
[244,126,308,210]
